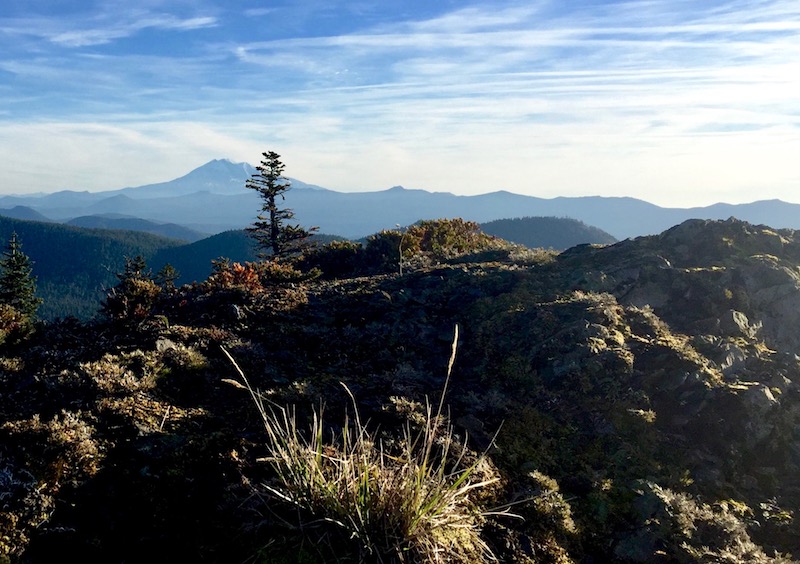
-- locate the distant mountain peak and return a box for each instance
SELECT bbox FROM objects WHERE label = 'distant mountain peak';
[385,185,426,193]
[111,159,257,200]
[0,205,52,222]
[181,159,255,179]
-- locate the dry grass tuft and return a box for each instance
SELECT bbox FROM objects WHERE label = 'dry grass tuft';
[224,325,504,563]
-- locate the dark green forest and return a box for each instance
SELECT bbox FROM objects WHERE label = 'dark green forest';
[0,217,183,319]
[66,215,208,242]
[481,216,617,249]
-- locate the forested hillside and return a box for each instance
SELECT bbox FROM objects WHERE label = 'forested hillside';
[481,216,617,249]
[66,215,207,242]
[0,217,182,319]
[151,230,258,285]
[0,207,51,223]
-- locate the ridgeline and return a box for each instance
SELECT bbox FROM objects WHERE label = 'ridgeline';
[1,218,798,562]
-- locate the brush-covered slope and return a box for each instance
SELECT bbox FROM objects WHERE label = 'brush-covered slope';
[1,218,799,562]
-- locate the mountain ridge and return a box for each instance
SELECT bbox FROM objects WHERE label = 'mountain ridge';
[2,159,800,239]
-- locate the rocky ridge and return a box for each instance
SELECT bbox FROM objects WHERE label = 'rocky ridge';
[0,218,799,562]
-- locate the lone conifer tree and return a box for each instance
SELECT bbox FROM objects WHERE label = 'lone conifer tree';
[246,151,316,258]
[0,232,42,318]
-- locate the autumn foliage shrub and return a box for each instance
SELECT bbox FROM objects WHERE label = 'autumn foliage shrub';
[205,260,263,293]
[206,259,317,292]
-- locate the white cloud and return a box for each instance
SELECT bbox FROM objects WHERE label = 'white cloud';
[1,7,218,48]
[2,0,800,206]
[0,121,257,193]
[243,8,275,18]
[406,5,544,33]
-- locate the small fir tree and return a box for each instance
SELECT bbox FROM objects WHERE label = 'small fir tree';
[155,263,180,292]
[101,255,161,321]
[246,151,317,259]
[0,232,42,318]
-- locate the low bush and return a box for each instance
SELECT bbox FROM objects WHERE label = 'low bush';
[101,256,162,323]
[363,230,404,274]
[0,304,34,347]
[297,240,364,279]
[205,259,263,293]
[256,259,319,284]
[403,219,500,260]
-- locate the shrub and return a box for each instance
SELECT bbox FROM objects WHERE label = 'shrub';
[361,220,506,274]
[0,459,51,561]
[363,230,404,274]
[404,219,501,260]
[102,277,161,321]
[0,304,34,347]
[297,240,364,279]
[0,410,104,559]
[256,259,319,284]
[620,482,796,563]
[205,259,317,293]
[101,256,162,322]
[205,259,263,293]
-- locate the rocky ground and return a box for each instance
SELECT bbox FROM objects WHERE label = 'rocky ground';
[1,218,799,562]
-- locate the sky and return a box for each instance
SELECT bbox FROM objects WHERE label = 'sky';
[1,0,799,207]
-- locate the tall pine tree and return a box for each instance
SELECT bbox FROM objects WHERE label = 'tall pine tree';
[246,151,317,258]
[0,232,42,318]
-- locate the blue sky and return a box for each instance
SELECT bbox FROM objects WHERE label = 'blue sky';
[1,0,799,206]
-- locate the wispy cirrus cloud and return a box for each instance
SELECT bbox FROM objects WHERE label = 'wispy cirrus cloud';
[1,0,799,205]
[49,14,217,47]
[1,4,218,48]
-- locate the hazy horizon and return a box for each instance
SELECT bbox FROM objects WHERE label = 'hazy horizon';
[1,157,796,212]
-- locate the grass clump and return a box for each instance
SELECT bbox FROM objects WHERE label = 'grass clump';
[224,326,502,563]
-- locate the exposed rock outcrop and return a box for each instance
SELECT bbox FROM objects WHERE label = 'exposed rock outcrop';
[1,218,799,562]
